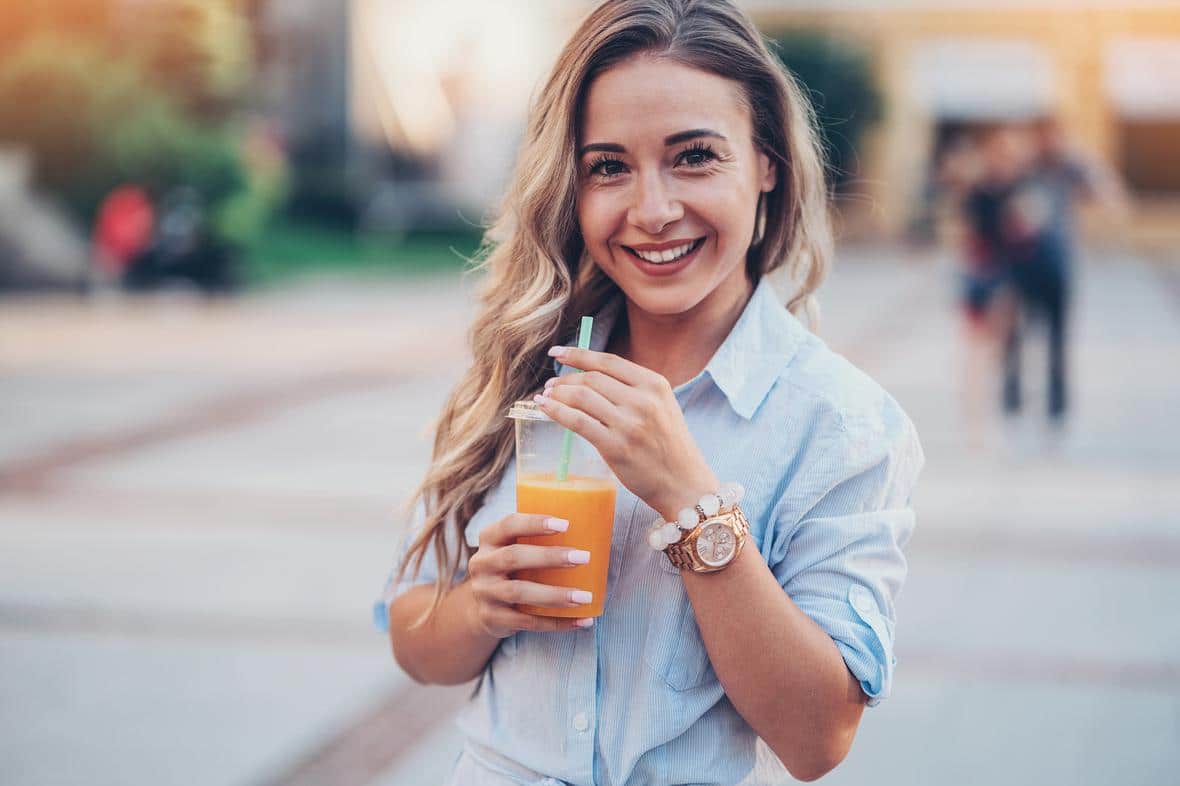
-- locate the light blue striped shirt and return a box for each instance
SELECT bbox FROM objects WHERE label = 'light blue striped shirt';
[374,275,924,786]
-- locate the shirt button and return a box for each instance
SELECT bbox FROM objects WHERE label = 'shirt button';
[572,712,589,732]
[855,593,875,614]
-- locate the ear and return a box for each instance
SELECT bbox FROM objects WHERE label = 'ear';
[756,146,777,193]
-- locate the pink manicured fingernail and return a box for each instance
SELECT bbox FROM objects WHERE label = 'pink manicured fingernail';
[545,517,569,532]
[547,346,568,357]
[570,590,593,604]
[544,378,557,389]
[567,549,591,564]
[575,618,595,628]
[533,393,549,405]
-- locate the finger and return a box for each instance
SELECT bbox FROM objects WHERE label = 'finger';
[496,578,595,609]
[547,347,651,387]
[523,614,596,633]
[490,542,592,575]
[544,369,632,406]
[532,392,611,447]
[541,381,620,429]
[479,513,569,548]
[498,607,596,633]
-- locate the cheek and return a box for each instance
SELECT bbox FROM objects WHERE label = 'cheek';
[577,192,622,245]
[692,184,755,241]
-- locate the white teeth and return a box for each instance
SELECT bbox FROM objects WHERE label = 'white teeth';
[634,240,697,264]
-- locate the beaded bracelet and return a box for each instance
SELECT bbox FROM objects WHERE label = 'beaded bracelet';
[646,482,745,551]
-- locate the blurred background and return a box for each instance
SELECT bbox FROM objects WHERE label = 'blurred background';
[1,1,1177,785]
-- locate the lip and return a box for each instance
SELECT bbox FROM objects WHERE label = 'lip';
[621,236,706,277]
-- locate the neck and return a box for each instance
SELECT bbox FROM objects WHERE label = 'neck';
[609,273,755,389]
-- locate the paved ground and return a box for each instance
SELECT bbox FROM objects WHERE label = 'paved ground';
[1,248,1177,786]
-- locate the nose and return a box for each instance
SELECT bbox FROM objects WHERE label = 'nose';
[627,170,683,236]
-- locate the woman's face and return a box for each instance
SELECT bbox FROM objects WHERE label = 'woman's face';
[576,57,776,318]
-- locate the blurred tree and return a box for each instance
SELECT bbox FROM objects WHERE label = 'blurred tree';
[115,0,254,120]
[214,120,291,248]
[0,1,284,253]
[0,1,116,49]
[0,36,240,215]
[0,35,245,222]
[0,0,253,120]
[769,31,882,193]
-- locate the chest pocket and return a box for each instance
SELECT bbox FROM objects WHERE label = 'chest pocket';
[642,553,717,691]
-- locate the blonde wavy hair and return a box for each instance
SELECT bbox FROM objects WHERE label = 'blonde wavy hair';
[396,0,832,628]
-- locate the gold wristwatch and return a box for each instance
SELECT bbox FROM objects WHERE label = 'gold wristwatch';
[664,506,750,573]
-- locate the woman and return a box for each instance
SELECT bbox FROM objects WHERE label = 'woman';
[375,1,923,783]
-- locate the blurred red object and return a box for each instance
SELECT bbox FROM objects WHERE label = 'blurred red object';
[93,185,155,276]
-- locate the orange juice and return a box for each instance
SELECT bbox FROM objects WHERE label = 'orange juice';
[514,472,617,618]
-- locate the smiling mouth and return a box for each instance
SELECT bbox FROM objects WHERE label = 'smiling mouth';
[622,237,706,265]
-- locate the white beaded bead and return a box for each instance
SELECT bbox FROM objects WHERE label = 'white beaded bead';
[648,484,743,552]
[722,482,744,505]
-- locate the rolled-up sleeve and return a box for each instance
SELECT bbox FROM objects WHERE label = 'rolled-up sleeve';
[767,400,924,706]
[372,464,517,633]
[371,498,466,633]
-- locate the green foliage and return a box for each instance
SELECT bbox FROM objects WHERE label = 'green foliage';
[214,134,291,248]
[243,222,478,286]
[103,89,245,204]
[769,31,882,191]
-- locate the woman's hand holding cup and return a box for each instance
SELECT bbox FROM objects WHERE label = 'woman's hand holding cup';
[466,512,597,639]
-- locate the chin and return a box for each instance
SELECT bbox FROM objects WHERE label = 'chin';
[619,283,703,317]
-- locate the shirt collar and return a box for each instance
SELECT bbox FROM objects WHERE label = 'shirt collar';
[554,275,805,420]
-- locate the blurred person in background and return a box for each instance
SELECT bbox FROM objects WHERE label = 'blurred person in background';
[375,1,922,784]
[940,124,1032,446]
[1000,117,1128,428]
[91,183,156,289]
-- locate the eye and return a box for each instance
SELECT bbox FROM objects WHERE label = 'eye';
[677,142,719,169]
[586,155,627,179]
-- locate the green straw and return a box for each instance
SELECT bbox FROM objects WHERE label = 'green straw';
[556,315,594,482]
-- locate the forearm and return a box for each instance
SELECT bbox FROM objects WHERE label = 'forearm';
[652,481,865,781]
[680,545,865,780]
[387,580,501,685]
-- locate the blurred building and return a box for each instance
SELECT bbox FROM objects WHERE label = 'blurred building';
[346,0,584,232]
[254,0,349,165]
[250,0,352,223]
[251,0,582,231]
[742,0,1180,249]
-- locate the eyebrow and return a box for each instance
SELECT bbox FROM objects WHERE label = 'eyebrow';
[578,128,728,157]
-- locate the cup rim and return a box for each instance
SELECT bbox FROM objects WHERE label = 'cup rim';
[507,399,552,421]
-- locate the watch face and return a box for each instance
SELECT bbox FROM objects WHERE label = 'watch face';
[695,521,736,567]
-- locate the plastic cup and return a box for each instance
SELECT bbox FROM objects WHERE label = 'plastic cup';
[507,399,617,618]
